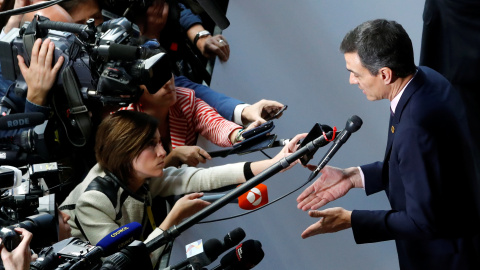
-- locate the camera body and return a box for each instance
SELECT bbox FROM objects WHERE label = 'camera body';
[0,16,170,106]
[0,15,172,163]
[0,163,60,251]
[31,237,103,270]
[0,120,58,166]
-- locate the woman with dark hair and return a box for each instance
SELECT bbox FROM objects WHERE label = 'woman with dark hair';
[60,110,306,267]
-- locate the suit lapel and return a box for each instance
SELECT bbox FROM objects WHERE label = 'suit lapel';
[384,68,426,162]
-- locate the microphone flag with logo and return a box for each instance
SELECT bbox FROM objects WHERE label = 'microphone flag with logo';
[238,183,268,210]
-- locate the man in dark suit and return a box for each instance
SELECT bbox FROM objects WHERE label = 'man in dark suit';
[296,19,480,270]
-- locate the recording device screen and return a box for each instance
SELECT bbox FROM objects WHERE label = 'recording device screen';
[299,123,325,166]
[236,134,277,155]
[241,120,274,140]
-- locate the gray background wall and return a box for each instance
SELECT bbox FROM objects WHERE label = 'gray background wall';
[170,1,425,269]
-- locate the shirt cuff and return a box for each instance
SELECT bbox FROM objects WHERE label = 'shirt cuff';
[233,103,250,126]
[357,166,366,190]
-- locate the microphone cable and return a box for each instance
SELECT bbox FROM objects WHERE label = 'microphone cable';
[198,128,337,223]
[198,174,315,223]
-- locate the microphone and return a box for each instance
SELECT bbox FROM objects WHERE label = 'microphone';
[68,222,142,270]
[167,228,245,270]
[311,115,363,179]
[201,184,269,210]
[238,184,268,210]
[167,238,223,270]
[96,222,142,257]
[222,228,246,252]
[211,240,264,270]
[0,112,45,130]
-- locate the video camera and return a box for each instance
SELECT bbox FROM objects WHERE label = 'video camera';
[0,15,171,106]
[0,162,61,223]
[0,15,172,156]
[0,115,59,166]
[0,212,58,252]
[0,163,63,258]
[30,237,103,270]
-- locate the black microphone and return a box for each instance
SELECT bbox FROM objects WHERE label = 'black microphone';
[0,112,45,130]
[221,228,246,252]
[167,238,223,270]
[211,239,264,270]
[310,115,363,179]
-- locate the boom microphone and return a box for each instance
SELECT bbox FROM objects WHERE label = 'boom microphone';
[211,239,264,270]
[201,184,269,210]
[96,222,142,256]
[0,112,45,130]
[311,115,363,178]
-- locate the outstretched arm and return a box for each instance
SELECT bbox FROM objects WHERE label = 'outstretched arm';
[165,145,212,167]
[241,99,285,125]
[159,192,210,230]
[296,166,363,211]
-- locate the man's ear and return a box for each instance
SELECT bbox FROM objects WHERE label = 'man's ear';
[379,67,394,84]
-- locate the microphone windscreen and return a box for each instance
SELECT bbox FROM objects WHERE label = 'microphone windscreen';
[203,238,223,261]
[223,228,246,250]
[0,113,45,130]
[345,115,363,133]
[220,239,264,269]
[96,222,142,256]
[187,238,223,268]
[238,184,268,210]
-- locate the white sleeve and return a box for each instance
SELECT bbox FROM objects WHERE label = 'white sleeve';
[357,166,366,190]
[233,104,250,125]
[148,162,246,197]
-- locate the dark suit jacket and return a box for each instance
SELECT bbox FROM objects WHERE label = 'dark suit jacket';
[352,66,480,269]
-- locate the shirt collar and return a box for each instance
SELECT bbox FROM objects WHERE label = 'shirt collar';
[390,69,418,114]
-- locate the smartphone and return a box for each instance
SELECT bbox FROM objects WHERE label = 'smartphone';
[241,120,275,140]
[299,123,333,165]
[265,105,288,121]
[237,134,277,155]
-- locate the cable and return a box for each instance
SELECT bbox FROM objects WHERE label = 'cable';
[0,0,68,16]
[260,149,272,159]
[198,170,318,223]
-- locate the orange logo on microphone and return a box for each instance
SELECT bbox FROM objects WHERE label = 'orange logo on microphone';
[238,184,268,210]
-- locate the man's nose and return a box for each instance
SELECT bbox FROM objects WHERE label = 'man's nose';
[349,73,358,84]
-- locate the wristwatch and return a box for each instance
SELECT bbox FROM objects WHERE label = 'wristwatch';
[193,30,211,47]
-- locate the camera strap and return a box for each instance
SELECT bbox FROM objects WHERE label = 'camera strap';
[60,65,92,147]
